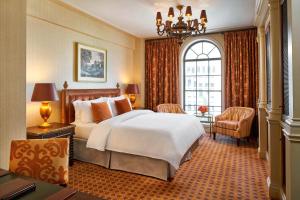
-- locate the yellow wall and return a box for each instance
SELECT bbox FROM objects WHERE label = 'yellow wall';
[133,38,145,107]
[0,0,27,169]
[26,0,141,126]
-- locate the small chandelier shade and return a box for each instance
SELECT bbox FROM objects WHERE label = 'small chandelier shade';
[155,5,208,44]
[31,83,59,102]
[200,10,207,22]
[156,12,162,25]
[168,7,174,17]
[185,6,192,17]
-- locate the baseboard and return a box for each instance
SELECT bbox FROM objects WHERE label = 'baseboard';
[280,189,286,200]
[267,177,281,200]
[258,148,267,159]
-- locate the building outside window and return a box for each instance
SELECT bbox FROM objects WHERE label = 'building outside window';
[183,40,222,116]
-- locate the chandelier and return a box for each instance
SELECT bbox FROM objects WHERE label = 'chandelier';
[156,5,208,44]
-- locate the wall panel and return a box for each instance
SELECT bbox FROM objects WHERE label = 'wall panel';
[0,0,27,169]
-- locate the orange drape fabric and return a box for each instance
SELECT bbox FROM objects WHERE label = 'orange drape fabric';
[224,29,259,111]
[145,38,180,110]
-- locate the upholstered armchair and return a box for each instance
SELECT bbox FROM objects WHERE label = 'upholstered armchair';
[9,138,69,185]
[213,107,255,146]
[157,104,186,114]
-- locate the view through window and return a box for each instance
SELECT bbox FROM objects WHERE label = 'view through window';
[183,40,222,116]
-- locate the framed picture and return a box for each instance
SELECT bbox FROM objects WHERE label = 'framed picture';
[76,43,107,82]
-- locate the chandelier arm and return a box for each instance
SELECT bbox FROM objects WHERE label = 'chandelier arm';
[156,24,166,36]
[155,5,208,45]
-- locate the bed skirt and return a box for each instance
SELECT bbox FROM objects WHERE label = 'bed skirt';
[73,137,200,180]
[74,138,110,168]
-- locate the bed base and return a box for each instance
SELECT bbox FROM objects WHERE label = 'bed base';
[73,137,200,181]
[74,138,110,168]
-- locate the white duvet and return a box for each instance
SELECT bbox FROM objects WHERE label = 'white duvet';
[87,110,205,169]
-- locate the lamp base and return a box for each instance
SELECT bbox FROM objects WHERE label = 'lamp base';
[129,94,136,108]
[39,102,52,129]
[39,122,51,128]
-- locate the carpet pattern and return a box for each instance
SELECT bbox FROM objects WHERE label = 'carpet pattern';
[68,134,269,200]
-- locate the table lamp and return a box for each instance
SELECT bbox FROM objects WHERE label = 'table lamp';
[31,83,59,128]
[126,84,140,108]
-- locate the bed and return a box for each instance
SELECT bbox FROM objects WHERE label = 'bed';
[61,81,204,180]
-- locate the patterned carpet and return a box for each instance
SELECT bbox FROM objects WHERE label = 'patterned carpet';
[68,134,269,200]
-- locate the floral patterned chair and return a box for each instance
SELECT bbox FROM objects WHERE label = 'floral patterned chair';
[9,138,69,185]
[213,107,255,146]
[157,104,186,114]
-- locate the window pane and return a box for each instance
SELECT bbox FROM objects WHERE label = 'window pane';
[197,91,208,105]
[185,105,196,114]
[209,92,221,106]
[209,76,221,90]
[185,91,196,105]
[208,47,221,58]
[197,61,208,75]
[185,62,197,75]
[191,42,202,55]
[185,76,196,90]
[203,42,215,54]
[197,76,208,90]
[198,54,208,59]
[208,106,222,116]
[185,49,197,59]
[183,41,222,117]
[209,60,221,75]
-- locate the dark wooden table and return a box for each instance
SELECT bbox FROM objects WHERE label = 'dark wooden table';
[27,123,75,166]
[0,170,103,200]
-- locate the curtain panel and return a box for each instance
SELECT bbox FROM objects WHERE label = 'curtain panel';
[224,29,259,111]
[145,38,180,110]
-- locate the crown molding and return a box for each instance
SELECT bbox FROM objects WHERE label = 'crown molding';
[255,0,269,27]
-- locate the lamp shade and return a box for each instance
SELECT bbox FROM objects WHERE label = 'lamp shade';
[31,83,59,102]
[200,10,207,22]
[126,84,140,94]
[168,7,174,17]
[185,6,192,17]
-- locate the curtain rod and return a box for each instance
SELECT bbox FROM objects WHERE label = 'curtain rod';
[145,26,257,42]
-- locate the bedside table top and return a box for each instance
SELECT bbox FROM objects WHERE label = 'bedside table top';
[27,122,75,136]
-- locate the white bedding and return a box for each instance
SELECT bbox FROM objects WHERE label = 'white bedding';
[73,122,97,139]
[87,110,205,169]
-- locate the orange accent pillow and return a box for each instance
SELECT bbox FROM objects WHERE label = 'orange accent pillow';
[115,98,132,115]
[91,102,112,123]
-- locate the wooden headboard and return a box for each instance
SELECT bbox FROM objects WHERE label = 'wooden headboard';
[61,81,121,124]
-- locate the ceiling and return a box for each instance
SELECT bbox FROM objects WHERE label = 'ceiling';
[61,0,256,38]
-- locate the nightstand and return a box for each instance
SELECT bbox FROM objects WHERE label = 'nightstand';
[26,123,75,166]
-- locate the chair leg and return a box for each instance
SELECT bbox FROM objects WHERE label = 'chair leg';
[237,138,240,146]
[213,133,216,140]
[246,137,250,143]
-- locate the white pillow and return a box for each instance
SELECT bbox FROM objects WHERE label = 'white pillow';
[79,101,93,123]
[72,100,82,123]
[72,97,110,123]
[108,95,132,116]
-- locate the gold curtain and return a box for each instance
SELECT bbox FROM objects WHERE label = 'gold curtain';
[224,29,259,111]
[145,38,180,110]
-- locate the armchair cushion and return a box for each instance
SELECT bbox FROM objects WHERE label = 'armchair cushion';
[215,120,239,130]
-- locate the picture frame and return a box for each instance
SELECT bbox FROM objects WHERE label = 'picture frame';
[76,43,107,82]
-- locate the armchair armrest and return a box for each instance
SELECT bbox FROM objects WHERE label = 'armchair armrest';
[237,114,255,137]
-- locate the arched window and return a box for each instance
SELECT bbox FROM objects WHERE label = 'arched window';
[183,40,222,116]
